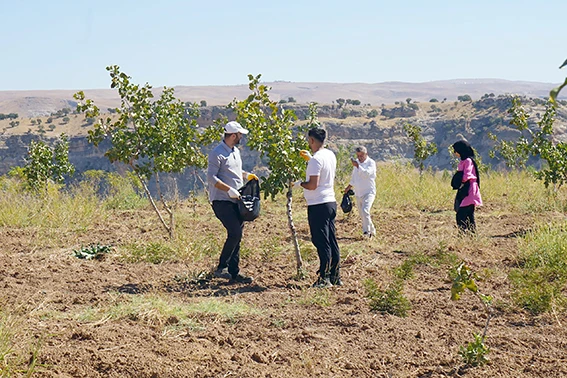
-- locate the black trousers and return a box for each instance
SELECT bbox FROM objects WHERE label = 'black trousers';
[456,205,476,233]
[212,201,244,277]
[307,202,341,279]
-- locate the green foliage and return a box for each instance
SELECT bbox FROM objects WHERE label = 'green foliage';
[74,65,215,237]
[74,65,208,179]
[229,74,310,200]
[459,333,490,367]
[364,278,411,317]
[458,94,472,102]
[452,263,480,300]
[73,243,112,260]
[22,134,75,192]
[334,143,355,187]
[490,97,567,188]
[367,109,378,118]
[549,58,567,105]
[451,262,493,365]
[403,123,438,174]
[0,113,18,120]
[509,222,567,314]
[393,259,415,281]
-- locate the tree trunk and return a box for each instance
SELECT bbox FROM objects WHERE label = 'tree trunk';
[135,170,172,238]
[286,184,303,273]
[155,172,174,239]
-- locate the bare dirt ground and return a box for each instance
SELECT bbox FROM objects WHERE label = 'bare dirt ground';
[1,199,567,378]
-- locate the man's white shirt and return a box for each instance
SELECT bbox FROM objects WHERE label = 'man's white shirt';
[349,157,376,197]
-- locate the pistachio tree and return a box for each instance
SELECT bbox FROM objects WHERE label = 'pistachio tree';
[228,74,313,274]
[22,134,75,192]
[489,97,567,189]
[451,262,493,366]
[74,65,215,238]
[403,123,438,175]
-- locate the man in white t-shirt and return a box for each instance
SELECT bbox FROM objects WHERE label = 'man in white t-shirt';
[296,128,341,288]
[344,146,377,238]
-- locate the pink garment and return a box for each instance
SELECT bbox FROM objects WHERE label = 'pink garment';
[458,158,482,207]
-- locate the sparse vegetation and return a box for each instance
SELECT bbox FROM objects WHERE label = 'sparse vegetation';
[73,243,112,260]
[451,262,493,367]
[364,278,411,317]
[403,123,438,175]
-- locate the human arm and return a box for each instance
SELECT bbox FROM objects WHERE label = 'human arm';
[300,175,319,190]
[356,159,376,178]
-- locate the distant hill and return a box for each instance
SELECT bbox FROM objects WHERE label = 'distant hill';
[0,79,563,117]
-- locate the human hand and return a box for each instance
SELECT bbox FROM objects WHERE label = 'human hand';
[299,150,312,161]
[227,187,241,199]
[247,173,259,181]
[293,180,303,189]
[351,158,359,168]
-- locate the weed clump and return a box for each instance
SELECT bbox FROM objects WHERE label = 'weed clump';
[73,243,112,260]
[364,278,411,317]
[509,222,567,314]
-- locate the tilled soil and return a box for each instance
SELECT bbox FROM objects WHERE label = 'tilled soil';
[1,203,567,378]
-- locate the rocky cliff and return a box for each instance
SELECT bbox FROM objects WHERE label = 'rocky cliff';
[1,95,565,193]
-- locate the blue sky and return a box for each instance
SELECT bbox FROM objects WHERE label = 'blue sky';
[1,0,566,90]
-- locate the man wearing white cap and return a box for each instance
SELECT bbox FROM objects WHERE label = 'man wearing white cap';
[207,121,258,284]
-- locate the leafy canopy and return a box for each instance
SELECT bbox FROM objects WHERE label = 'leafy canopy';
[490,97,567,188]
[74,65,213,179]
[22,134,75,192]
[229,74,310,199]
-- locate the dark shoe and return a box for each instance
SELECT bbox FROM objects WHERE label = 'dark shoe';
[312,276,333,288]
[213,268,231,279]
[230,274,254,284]
[330,277,343,286]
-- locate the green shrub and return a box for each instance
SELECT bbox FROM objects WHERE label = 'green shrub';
[364,278,411,317]
[509,223,567,314]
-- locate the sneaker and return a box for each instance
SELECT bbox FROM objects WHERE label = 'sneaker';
[230,274,254,284]
[213,268,231,279]
[330,277,343,286]
[312,276,333,288]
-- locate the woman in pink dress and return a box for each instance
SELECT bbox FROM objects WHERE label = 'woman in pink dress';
[451,140,482,233]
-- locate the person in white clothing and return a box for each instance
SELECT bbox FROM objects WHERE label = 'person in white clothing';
[296,128,341,288]
[344,146,377,238]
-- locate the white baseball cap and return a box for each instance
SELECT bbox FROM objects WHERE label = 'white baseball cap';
[224,121,249,134]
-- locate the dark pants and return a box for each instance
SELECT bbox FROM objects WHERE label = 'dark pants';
[456,205,476,233]
[307,202,341,279]
[212,201,244,277]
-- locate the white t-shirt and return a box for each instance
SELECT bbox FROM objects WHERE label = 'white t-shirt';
[303,148,337,206]
[349,157,376,197]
